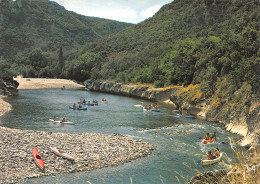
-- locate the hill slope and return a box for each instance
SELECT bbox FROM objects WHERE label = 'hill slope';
[0,0,131,58]
[66,0,259,92]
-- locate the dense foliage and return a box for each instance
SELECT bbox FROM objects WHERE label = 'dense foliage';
[1,0,259,93]
[0,0,131,78]
[63,0,259,92]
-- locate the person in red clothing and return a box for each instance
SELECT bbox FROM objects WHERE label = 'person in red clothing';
[214,148,220,158]
[207,151,213,160]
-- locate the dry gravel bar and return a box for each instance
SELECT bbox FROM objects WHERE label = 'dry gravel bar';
[0,127,154,183]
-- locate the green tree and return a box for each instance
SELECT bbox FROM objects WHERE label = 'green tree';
[58,47,64,75]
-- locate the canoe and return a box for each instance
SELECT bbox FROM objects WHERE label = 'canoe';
[82,103,98,106]
[33,148,44,171]
[134,104,143,108]
[49,119,61,123]
[60,121,74,124]
[201,153,223,166]
[174,114,195,118]
[203,139,215,144]
[50,147,74,160]
[143,107,160,112]
[151,109,160,112]
[69,106,87,110]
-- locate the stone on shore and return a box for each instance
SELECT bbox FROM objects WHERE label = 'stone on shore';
[0,127,154,183]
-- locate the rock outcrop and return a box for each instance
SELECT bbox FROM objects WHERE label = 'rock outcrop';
[169,83,260,150]
[84,80,177,101]
[0,78,19,96]
[188,169,228,184]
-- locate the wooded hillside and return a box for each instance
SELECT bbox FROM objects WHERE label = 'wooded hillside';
[0,0,131,79]
[65,0,259,93]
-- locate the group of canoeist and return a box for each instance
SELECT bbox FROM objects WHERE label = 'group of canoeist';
[73,103,82,108]
[206,148,221,160]
[202,132,222,161]
[204,132,216,141]
[79,98,99,104]
[53,116,67,122]
[143,103,159,110]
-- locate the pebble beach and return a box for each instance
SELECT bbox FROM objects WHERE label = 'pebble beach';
[0,79,155,183]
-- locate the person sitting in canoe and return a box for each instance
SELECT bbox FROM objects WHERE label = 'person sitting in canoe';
[53,116,57,121]
[83,99,86,103]
[213,148,220,159]
[204,133,210,140]
[206,151,213,160]
[144,105,148,110]
[178,108,182,115]
[61,117,67,122]
[79,104,82,108]
[73,103,76,108]
[58,149,65,153]
[211,132,216,140]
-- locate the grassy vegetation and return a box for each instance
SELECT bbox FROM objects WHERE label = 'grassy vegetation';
[222,140,260,184]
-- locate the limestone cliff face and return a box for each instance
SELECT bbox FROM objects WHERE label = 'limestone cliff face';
[0,78,19,96]
[84,80,176,101]
[169,83,259,149]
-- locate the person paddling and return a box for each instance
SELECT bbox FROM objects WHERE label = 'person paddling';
[53,116,57,121]
[204,133,210,140]
[211,132,216,140]
[144,105,148,110]
[206,151,213,160]
[61,117,67,122]
[213,148,220,159]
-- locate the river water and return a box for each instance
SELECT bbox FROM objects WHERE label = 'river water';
[0,88,243,184]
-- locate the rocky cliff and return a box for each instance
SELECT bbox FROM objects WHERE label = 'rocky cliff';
[0,78,19,96]
[84,80,177,102]
[169,81,259,150]
[85,80,259,149]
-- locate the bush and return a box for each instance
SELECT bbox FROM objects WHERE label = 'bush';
[153,80,164,88]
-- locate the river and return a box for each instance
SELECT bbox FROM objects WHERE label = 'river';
[0,88,243,184]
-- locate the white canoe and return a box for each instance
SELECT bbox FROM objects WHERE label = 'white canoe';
[201,152,224,166]
[134,104,143,108]
[49,119,61,123]
[60,121,74,124]
[50,147,74,160]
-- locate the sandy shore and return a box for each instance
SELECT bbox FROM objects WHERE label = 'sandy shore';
[0,93,154,183]
[14,78,84,89]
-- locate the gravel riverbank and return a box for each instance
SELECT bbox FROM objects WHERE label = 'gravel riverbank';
[0,96,155,183]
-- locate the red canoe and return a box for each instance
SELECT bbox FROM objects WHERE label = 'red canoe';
[203,139,215,144]
[33,148,44,171]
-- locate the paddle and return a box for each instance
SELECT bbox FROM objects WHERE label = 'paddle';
[196,155,206,165]
[196,159,202,165]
